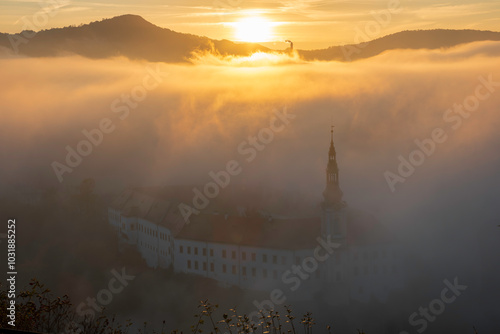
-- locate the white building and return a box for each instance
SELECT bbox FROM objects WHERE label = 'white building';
[108,128,406,304]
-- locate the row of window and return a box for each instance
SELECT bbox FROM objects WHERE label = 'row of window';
[138,224,171,242]
[139,224,157,237]
[185,260,321,279]
[141,241,157,252]
[140,241,172,256]
[179,246,303,265]
[179,245,213,256]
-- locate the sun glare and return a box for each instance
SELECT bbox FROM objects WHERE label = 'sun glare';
[233,16,274,43]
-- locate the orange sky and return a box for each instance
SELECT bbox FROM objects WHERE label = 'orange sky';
[1,0,500,49]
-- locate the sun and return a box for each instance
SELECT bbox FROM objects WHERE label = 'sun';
[233,16,274,43]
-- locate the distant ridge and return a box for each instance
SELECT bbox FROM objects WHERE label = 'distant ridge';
[299,29,500,61]
[0,14,270,62]
[0,15,499,62]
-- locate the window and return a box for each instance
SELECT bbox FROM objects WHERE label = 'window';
[194,247,198,255]
[252,268,256,277]
[210,263,214,272]
[222,250,227,258]
[223,264,227,273]
[194,261,198,270]
[180,246,183,253]
[232,265,237,275]
[210,249,214,257]
[262,254,267,263]
[187,260,191,269]
[242,267,246,276]
[203,262,207,271]
[242,252,246,261]
[263,269,267,278]
[188,246,191,255]
[273,255,277,264]
[232,251,236,260]
[251,253,256,261]
[203,248,207,256]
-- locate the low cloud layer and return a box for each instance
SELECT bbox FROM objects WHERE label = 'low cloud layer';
[1,41,499,199]
[1,42,500,329]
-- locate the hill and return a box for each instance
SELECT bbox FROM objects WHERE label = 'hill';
[1,15,499,62]
[0,14,270,62]
[298,29,500,61]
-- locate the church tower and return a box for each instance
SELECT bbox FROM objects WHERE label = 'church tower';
[321,126,347,239]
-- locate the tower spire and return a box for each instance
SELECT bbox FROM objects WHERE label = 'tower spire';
[323,125,343,206]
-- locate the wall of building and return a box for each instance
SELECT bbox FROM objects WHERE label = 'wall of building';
[108,208,406,303]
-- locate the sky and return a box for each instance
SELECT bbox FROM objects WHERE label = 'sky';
[1,0,500,49]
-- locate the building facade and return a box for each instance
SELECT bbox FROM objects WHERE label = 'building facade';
[109,128,406,303]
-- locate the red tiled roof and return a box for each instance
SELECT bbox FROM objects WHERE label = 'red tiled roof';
[111,188,393,248]
[177,214,322,250]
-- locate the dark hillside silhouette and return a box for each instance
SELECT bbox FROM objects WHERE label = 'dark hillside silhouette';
[299,29,500,61]
[1,16,499,62]
[0,14,270,62]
